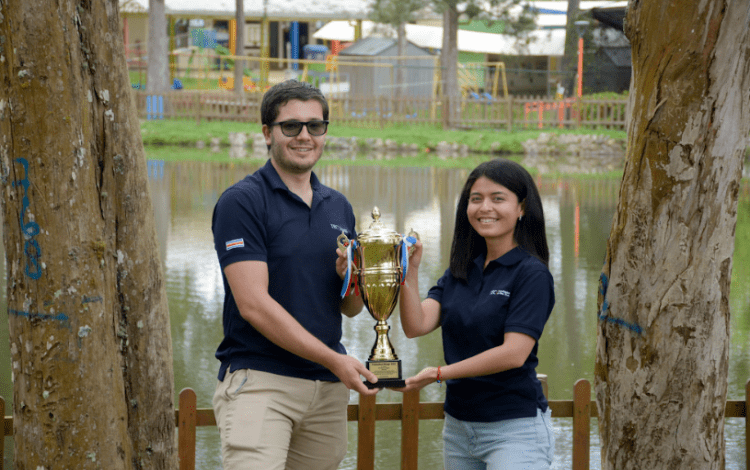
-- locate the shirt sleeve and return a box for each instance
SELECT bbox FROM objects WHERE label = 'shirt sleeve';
[212,186,268,269]
[504,264,555,340]
[426,267,451,304]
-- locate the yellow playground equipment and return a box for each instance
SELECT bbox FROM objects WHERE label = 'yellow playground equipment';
[218,75,258,92]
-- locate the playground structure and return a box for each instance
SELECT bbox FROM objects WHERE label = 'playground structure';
[134,50,627,131]
[458,61,509,100]
[161,50,509,107]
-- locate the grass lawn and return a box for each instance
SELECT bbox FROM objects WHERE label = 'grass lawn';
[140,118,627,162]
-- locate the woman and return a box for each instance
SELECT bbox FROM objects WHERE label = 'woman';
[398,158,555,469]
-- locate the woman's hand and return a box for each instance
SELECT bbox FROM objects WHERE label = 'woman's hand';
[406,239,424,271]
[391,367,440,393]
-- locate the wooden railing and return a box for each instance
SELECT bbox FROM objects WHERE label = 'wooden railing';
[3,379,748,470]
[132,90,628,132]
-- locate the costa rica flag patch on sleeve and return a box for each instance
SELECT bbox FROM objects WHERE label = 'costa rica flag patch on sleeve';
[225,238,244,250]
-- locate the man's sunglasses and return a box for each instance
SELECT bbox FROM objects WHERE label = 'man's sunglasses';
[268,120,329,137]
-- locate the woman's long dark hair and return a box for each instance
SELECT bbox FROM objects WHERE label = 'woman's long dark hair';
[449,158,549,280]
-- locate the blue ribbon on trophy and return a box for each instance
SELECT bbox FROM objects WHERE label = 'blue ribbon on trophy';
[400,235,417,285]
[339,235,358,298]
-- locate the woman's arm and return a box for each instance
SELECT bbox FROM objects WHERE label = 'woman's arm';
[400,332,536,391]
[440,332,536,379]
[399,240,442,338]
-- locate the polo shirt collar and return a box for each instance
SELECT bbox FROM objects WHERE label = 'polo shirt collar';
[473,246,525,271]
[258,159,333,201]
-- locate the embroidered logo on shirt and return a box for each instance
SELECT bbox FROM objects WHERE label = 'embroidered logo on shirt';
[330,224,349,235]
[490,290,510,297]
[225,238,245,250]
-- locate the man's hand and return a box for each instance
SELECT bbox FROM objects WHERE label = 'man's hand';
[337,247,364,316]
[328,354,380,396]
[336,247,352,281]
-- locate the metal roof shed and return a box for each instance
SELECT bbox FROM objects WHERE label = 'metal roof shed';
[338,37,436,98]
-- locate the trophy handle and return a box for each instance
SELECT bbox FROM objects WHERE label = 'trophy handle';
[337,232,350,252]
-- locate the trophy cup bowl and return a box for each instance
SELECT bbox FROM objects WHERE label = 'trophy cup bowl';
[338,207,417,388]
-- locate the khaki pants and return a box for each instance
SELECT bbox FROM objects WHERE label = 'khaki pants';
[213,368,349,470]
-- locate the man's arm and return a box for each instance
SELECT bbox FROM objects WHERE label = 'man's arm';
[224,260,378,394]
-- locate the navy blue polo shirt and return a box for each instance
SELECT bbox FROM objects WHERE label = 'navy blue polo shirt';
[427,247,554,422]
[212,160,357,382]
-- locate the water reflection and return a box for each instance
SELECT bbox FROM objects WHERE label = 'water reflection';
[148,160,749,470]
[1,159,748,469]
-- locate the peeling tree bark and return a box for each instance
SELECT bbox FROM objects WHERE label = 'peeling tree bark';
[0,1,176,469]
[595,1,750,469]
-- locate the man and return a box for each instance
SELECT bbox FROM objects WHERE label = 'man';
[212,80,378,470]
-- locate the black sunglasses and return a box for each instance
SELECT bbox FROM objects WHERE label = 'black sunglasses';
[268,120,329,137]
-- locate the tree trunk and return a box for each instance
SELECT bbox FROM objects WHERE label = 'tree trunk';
[562,0,581,96]
[147,0,169,93]
[234,0,245,97]
[0,1,177,469]
[595,1,750,469]
[396,22,406,114]
[441,5,459,128]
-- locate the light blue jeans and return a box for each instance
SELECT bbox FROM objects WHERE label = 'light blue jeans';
[443,408,555,470]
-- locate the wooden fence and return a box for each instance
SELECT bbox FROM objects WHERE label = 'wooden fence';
[133,91,628,132]
[3,379,748,470]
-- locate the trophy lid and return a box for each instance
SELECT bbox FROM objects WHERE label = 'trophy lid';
[357,207,402,245]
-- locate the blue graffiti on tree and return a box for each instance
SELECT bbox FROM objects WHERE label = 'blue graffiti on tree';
[597,272,643,335]
[12,157,42,279]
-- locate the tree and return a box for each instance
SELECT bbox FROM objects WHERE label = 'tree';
[562,0,581,96]
[440,2,460,127]
[433,0,534,127]
[147,0,169,93]
[234,0,245,96]
[595,1,750,469]
[0,1,177,468]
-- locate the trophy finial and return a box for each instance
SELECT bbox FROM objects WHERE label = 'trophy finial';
[371,206,381,222]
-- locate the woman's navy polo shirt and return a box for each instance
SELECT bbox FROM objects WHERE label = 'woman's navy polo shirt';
[427,247,555,422]
[212,160,357,382]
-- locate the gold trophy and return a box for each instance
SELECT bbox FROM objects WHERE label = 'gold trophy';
[338,207,418,388]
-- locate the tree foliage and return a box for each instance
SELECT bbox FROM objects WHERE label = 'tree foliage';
[369,0,426,26]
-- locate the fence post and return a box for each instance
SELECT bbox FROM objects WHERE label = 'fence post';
[401,389,419,470]
[195,92,201,125]
[379,96,385,130]
[538,373,548,399]
[178,388,197,470]
[358,393,376,470]
[147,95,164,120]
[573,379,591,470]
[506,95,513,132]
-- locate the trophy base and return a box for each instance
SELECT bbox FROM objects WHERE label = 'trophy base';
[365,359,404,389]
[365,378,406,389]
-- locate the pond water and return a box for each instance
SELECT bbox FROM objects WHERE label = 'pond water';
[1,158,749,469]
